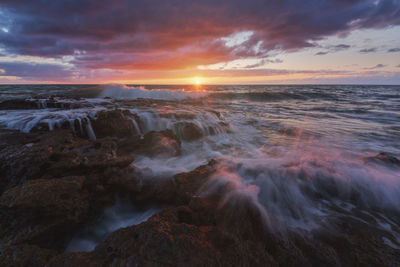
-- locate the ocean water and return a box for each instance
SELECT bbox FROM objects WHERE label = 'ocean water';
[1,84,400,246]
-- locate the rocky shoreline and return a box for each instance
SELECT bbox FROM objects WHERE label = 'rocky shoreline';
[1,108,400,266]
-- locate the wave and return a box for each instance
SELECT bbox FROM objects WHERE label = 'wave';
[99,84,208,100]
[209,91,340,102]
[200,148,400,231]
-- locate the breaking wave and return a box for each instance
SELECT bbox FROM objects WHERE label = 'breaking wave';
[99,84,209,100]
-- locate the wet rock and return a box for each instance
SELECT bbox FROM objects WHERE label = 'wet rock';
[174,122,203,141]
[0,129,40,149]
[314,215,400,267]
[90,109,140,138]
[70,117,94,139]
[0,244,57,267]
[1,125,399,266]
[1,176,88,220]
[135,159,218,205]
[0,98,71,110]
[140,129,181,157]
[0,99,39,110]
[46,252,104,267]
[48,203,277,267]
[0,176,90,250]
[120,129,181,157]
[0,129,134,194]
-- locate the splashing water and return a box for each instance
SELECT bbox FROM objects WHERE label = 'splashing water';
[1,84,400,239]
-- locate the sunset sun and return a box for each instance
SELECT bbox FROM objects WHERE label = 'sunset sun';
[193,77,202,85]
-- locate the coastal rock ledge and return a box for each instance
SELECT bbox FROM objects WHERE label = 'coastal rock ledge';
[0,128,399,267]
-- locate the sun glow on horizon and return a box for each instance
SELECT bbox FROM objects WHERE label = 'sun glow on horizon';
[193,77,203,85]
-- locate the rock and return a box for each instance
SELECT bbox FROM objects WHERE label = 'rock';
[140,129,181,157]
[0,244,57,267]
[314,215,400,267]
[0,177,92,250]
[117,129,181,157]
[46,252,104,267]
[0,129,134,194]
[0,130,46,193]
[2,122,399,266]
[0,176,89,221]
[48,203,277,267]
[135,159,218,205]
[90,109,140,138]
[0,99,39,110]
[174,122,203,141]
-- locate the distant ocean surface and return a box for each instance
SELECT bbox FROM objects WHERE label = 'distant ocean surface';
[1,84,400,232]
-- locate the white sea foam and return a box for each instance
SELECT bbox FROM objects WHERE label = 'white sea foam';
[132,118,400,232]
[0,107,104,138]
[99,84,208,100]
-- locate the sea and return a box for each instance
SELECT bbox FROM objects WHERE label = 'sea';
[1,84,400,251]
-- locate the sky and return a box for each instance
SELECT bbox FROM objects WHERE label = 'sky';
[0,0,399,84]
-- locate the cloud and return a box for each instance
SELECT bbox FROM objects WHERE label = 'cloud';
[364,63,386,69]
[0,0,399,85]
[388,48,400,52]
[243,58,283,69]
[315,44,351,55]
[333,44,351,50]
[0,0,399,73]
[397,64,400,68]
[0,62,76,81]
[359,48,377,53]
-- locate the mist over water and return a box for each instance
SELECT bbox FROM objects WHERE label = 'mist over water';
[1,84,400,249]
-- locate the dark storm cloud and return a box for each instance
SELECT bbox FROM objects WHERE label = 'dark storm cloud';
[0,0,399,71]
[388,48,400,52]
[0,62,75,81]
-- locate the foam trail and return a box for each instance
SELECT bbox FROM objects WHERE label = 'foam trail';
[0,108,104,134]
[99,84,208,100]
[65,198,161,253]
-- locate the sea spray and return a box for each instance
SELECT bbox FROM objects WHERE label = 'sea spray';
[99,84,209,100]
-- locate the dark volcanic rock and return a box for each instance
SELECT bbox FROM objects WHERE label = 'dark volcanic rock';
[1,127,400,266]
[135,159,218,205]
[90,109,140,138]
[0,98,74,110]
[47,202,277,267]
[139,129,181,157]
[174,122,203,141]
[0,176,91,250]
[0,129,134,194]
[0,176,89,222]
[0,244,57,267]
[0,99,39,110]
[118,129,181,158]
